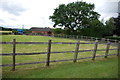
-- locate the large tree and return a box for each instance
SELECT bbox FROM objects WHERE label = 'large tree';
[49,1,100,34]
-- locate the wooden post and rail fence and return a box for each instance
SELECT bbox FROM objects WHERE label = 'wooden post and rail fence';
[54,34,119,43]
[0,39,120,71]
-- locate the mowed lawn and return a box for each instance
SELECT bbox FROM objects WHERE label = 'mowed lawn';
[1,35,118,78]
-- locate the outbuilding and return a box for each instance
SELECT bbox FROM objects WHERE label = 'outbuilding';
[30,27,54,36]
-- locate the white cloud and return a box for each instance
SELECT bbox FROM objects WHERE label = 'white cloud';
[0,0,119,29]
[0,0,26,16]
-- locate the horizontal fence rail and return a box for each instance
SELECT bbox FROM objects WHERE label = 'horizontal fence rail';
[0,48,117,56]
[0,42,95,44]
[54,34,119,43]
[1,54,117,67]
[1,38,120,71]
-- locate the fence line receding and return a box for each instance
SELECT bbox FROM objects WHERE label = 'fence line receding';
[0,39,119,71]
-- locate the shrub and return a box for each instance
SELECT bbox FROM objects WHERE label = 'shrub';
[106,36,120,41]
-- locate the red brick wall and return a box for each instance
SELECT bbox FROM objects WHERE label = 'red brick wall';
[32,31,53,36]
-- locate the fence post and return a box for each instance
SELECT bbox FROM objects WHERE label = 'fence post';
[69,35,71,38]
[95,38,98,41]
[66,35,67,38]
[60,35,61,38]
[92,40,98,60]
[46,40,52,66]
[115,40,117,44]
[73,40,80,63]
[77,36,79,39]
[91,37,92,41]
[12,39,16,71]
[69,35,70,38]
[117,41,120,56]
[105,39,110,58]
[86,36,87,40]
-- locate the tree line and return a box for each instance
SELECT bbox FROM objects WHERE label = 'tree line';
[0,27,31,35]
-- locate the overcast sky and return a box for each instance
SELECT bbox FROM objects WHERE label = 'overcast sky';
[0,0,119,29]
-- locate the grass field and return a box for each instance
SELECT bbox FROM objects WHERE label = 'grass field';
[1,35,118,78]
[0,31,12,33]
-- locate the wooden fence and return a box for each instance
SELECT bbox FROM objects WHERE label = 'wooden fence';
[0,39,120,71]
[54,34,119,43]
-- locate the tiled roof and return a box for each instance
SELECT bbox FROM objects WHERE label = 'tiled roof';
[30,27,53,32]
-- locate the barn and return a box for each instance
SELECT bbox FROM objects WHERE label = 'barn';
[29,27,54,36]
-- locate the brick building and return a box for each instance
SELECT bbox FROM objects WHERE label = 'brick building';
[29,27,54,36]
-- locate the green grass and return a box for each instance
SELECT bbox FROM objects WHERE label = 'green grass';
[2,57,118,78]
[1,35,118,78]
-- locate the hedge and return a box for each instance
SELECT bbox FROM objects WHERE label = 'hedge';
[106,36,120,41]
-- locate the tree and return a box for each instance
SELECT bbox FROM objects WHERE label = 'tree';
[49,1,100,35]
[53,28,63,34]
[81,18,116,37]
[103,18,116,36]
[113,14,120,36]
[80,19,105,37]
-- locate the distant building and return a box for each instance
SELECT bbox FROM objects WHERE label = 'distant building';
[29,27,54,36]
[17,29,24,35]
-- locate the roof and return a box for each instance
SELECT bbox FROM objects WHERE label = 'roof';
[30,27,53,32]
[17,29,23,31]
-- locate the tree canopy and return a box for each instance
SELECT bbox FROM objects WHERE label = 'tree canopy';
[50,1,116,37]
[50,1,100,32]
[104,18,115,36]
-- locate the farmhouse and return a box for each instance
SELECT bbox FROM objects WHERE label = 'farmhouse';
[30,27,54,36]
